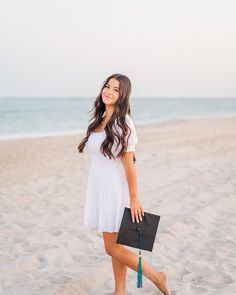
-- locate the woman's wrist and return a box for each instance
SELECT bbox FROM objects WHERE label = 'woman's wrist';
[130,194,138,200]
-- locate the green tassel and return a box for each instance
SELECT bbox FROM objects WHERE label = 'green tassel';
[137,253,142,288]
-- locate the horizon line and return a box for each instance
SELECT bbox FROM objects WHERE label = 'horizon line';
[1,96,236,99]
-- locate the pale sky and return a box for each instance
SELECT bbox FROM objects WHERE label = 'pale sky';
[0,0,235,98]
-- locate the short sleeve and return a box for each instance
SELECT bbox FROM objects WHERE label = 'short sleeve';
[125,114,138,152]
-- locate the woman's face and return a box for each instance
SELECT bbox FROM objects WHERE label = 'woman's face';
[101,78,120,106]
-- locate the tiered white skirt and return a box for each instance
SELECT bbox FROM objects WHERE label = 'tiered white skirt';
[84,160,130,233]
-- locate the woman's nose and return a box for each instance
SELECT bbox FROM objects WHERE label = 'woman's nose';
[107,89,112,95]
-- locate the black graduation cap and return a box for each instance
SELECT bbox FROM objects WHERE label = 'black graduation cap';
[116,207,161,288]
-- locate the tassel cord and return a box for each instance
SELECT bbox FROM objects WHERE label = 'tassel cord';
[137,228,142,288]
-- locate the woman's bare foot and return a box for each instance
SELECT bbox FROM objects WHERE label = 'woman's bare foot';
[113,289,126,295]
[154,272,171,295]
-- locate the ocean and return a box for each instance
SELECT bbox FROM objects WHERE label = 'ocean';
[0,97,236,139]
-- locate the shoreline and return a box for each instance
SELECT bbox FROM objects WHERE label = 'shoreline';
[1,114,236,141]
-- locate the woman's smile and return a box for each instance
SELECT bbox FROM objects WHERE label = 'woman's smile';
[104,95,112,99]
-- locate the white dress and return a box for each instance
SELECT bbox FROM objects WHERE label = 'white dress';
[83,114,138,233]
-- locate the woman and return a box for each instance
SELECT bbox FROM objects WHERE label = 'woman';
[78,73,170,295]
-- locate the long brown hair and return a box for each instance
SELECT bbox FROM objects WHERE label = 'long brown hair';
[78,73,136,163]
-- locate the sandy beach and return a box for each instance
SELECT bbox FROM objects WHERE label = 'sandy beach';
[0,116,236,295]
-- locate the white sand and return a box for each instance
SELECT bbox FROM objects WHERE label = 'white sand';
[0,117,236,295]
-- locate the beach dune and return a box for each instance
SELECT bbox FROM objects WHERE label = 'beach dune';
[0,117,236,295]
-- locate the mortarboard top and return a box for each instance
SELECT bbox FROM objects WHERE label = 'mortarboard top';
[116,207,161,288]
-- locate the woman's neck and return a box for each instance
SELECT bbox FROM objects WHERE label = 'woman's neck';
[105,106,114,116]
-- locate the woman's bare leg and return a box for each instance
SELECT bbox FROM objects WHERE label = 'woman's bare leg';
[102,232,170,295]
[111,256,127,295]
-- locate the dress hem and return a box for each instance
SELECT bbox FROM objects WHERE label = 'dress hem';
[84,223,120,233]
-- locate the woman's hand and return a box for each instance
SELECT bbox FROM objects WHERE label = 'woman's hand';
[130,197,144,223]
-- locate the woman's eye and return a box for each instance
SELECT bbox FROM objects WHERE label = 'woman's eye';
[104,85,118,92]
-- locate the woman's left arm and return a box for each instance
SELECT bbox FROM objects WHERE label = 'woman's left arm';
[121,152,144,223]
